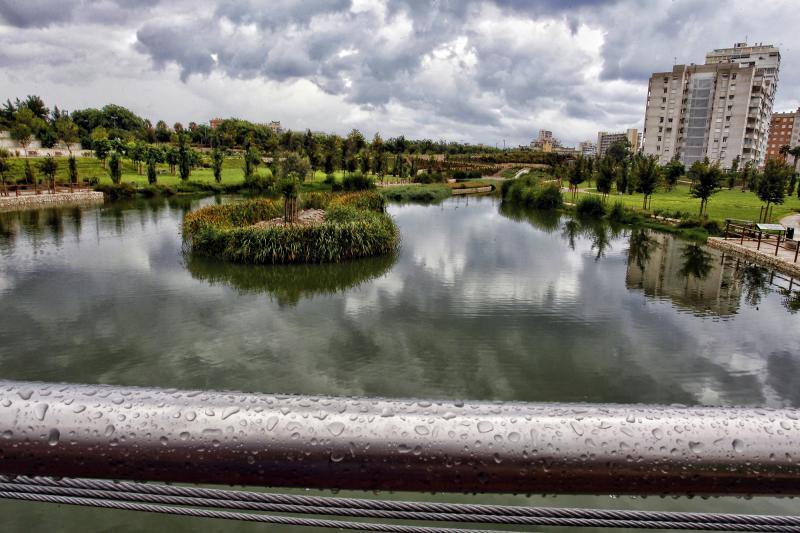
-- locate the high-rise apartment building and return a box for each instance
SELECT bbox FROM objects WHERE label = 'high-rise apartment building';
[766,110,800,163]
[597,129,639,157]
[577,140,596,157]
[642,42,780,169]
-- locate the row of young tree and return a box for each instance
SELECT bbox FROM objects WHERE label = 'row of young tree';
[558,140,799,218]
[0,95,504,159]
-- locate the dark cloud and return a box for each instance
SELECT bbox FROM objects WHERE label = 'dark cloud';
[1,0,799,146]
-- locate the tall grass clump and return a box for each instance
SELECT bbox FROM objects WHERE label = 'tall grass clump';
[183,191,398,264]
[502,174,563,210]
[575,196,606,218]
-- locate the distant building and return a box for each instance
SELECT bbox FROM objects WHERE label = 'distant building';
[530,129,561,152]
[209,118,224,130]
[766,109,800,163]
[268,121,282,134]
[597,129,639,157]
[642,42,780,169]
[577,140,596,157]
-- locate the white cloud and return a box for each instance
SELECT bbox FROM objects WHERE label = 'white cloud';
[0,0,799,146]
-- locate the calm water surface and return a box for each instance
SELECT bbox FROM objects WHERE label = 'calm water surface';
[0,195,798,531]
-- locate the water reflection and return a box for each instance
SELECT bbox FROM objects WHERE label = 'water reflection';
[186,254,397,306]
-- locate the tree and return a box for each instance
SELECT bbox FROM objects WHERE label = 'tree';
[279,152,311,182]
[165,147,178,174]
[726,156,740,189]
[663,156,684,191]
[568,156,585,199]
[24,160,37,193]
[67,155,78,189]
[155,121,171,143]
[606,139,631,167]
[595,156,615,201]
[243,144,261,181]
[146,147,161,185]
[632,154,660,210]
[10,107,38,157]
[38,156,58,193]
[756,159,791,222]
[108,152,122,184]
[789,146,800,173]
[54,115,79,155]
[0,148,9,196]
[177,135,191,181]
[688,158,722,216]
[359,152,370,175]
[616,161,629,195]
[211,148,224,183]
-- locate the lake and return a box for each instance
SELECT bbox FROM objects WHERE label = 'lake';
[0,194,798,531]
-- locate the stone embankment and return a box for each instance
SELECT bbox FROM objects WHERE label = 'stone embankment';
[0,191,105,211]
[707,237,800,278]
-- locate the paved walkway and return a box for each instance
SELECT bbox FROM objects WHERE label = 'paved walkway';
[780,213,800,232]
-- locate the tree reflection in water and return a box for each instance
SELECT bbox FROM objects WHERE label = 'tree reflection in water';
[186,253,397,306]
[627,228,659,273]
[679,243,713,281]
[741,264,770,307]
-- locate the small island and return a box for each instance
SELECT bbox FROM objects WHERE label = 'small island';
[183,191,399,264]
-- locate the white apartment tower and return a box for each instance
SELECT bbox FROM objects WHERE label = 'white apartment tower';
[642,42,780,169]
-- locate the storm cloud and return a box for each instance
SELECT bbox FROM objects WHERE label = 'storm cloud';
[1,0,798,145]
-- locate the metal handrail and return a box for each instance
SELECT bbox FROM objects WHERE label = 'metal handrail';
[0,379,799,495]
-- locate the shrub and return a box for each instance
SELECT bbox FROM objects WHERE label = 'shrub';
[608,202,627,222]
[183,191,397,264]
[575,196,606,218]
[342,172,375,191]
[414,172,444,184]
[323,173,336,185]
[379,184,451,203]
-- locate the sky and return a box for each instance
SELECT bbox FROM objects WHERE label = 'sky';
[0,0,799,147]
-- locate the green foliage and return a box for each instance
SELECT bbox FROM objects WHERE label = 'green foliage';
[688,158,722,215]
[502,174,563,210]
[663,156,684,190]
[575,196,606,218]
[595,156,615,198]
[38,156,58,189]
[631,154,660,209]
[379,184,451,203]
[211,148,224,183]
[183,192,398,264]
[177,134,191,181]
[342,171,375,191]
[757,159,792,208]
[414,172,444,184]
[108,152,122,184]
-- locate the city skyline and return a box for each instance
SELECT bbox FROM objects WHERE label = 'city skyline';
[1,1,799,147]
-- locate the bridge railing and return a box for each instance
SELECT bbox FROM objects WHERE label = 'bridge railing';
[1,379,799,496]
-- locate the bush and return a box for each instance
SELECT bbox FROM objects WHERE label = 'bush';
[575,196,606,218]
[379,185,451,203]
[414,172,444,184]
[502,175,563,210]
[342,172,375,191]
[608,202,626,222]
[183,191,397,264]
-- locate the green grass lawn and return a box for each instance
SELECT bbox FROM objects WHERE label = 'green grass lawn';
[574,184,800,224]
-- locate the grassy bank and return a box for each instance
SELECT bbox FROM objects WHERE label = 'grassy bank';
[573,184,800,224]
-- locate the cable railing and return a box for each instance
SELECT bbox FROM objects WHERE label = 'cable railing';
[1,379,799,530]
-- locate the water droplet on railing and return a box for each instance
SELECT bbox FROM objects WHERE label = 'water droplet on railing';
[477,421,494,433]
[327,422,345,436]
[47,428,60,446]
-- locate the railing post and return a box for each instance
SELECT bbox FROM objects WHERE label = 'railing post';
[776,232,781,256]
[757,230,762,250]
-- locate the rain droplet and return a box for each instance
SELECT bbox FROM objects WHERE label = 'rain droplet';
[34,403,49,421]
[652,428,664,440]
[47,428,60,446]
[265,416,278,431]
[327,422,345,436]
[221,407,240,420]
[732,439,745,453]
[477,421,494,434]
[689,441,704,453]
[415,425,430,436]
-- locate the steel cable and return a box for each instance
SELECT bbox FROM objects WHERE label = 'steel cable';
[2,475,798,529]
[3,482,800,532]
